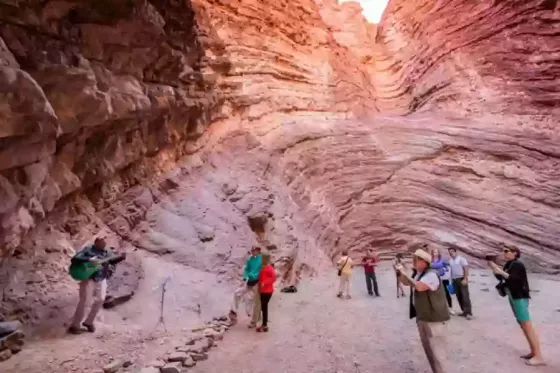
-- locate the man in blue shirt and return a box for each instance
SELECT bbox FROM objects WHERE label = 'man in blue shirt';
[229,246,262,327]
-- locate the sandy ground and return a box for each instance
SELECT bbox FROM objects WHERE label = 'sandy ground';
[2,264,560,373]
[192,265,560,373]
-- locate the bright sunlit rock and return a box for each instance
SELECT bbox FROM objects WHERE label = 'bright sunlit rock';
[339,0,389,23]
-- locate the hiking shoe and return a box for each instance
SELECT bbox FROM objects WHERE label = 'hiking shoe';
[67,326,84,335]
[82,323,96,333]
[256,326,268,333]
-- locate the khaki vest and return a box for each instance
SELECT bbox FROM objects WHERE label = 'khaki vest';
[410,270,450,323]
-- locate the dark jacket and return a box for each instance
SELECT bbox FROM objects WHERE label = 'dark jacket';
[500,259,530,299]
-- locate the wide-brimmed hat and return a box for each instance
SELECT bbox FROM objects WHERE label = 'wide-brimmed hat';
[413,249,432,263]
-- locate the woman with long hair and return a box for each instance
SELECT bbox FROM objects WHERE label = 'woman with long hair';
[488,245,545,366]
[430,248,453,313]
[257,251,277,332]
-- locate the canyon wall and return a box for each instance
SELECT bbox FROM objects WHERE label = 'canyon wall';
[1,0,560,329]
[0,0,374,325]
[374,0,560,116]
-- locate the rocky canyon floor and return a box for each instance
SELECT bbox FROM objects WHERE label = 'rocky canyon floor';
[2,265,560,373]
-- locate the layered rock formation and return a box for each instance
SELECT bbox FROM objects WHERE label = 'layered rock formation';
[1,0,560,331]
[374,0,560,115]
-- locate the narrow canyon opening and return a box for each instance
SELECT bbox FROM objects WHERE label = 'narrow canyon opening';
[0,0,559,372]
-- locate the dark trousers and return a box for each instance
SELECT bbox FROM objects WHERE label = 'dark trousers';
[365,271,379,296]
[452,278,472,315]
[260,292,273,326]
[441,279,452,308]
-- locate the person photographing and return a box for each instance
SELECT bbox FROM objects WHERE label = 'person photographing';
[488,245,545,366]
[361,249,380,296]
[395,247,451,373]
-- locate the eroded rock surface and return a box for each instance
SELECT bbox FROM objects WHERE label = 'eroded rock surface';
[0,0,559,334]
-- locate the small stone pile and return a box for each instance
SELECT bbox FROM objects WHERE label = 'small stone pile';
[103,316,231,373]
[0,321,25,362]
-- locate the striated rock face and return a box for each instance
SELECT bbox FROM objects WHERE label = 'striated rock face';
[0,0,372,325]
[374,0,560,116]
[1,0,560,331]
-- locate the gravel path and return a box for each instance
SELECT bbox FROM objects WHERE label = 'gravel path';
[2,264,559,373]
[193,265,560,373]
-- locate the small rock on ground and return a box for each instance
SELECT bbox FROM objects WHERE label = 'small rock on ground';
[104,359,125,373]
[161,362,183,373]
[183,356,196,368]
[167,352,189,363]
[0,349,13,362]
[190,352,208,362]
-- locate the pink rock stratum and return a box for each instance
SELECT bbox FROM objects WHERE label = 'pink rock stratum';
[0,0,560,372]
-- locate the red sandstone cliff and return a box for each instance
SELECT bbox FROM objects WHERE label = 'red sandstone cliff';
[1,0,560,330]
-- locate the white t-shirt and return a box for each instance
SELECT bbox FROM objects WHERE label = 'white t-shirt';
[414,271,441,291]
[449,256,468,279]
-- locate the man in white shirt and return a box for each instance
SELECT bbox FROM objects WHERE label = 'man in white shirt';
[395,248,450,373]
[448,247,473,319]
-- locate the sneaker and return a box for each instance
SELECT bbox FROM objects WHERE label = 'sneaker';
[368,293,374,296]
[256,326,269,333]
[465,314,473,320]
[67,326,84,335]
[345,295,352,299]
[248,323,256,329]
[82,323,96,333]
[449,310,456,316]
[336,293,343,298]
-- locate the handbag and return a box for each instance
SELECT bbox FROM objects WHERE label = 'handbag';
[446,281,455,295]
[337,257,349,277]
[495,281,507,297]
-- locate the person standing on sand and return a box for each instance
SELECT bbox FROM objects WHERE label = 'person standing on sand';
[257,252,277,333]
[393,253,406,298]
[430,248,454,315]
[337,251,353,299]
[229,246,262,327]
[69,237,126,334]
[361,249,380,296]
[489,245,545,366]
[395,248,451,373]
[448,247,473,319]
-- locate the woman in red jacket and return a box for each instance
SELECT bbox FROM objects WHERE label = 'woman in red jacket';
[257,252,276,332]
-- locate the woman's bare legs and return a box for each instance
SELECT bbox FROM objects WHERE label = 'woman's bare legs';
[520,321,544,364]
